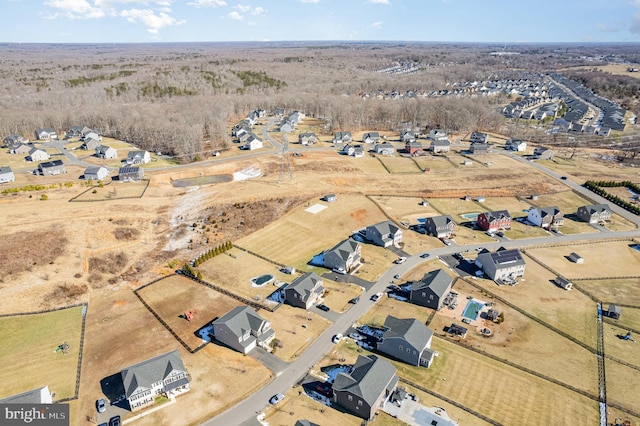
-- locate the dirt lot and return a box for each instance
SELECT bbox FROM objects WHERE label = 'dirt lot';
[0,306,84,401]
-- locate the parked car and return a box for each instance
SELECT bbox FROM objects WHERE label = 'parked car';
[269,393,285,405]
[96,398,106,413]
[420,253,430,258]
[560,176,568,180]
[332,268,347,275]
[393,274,401,279]
[315,383,332,396]
[109,416,121,426]
[332,333,343,344]
[371,292,383,302]
[317,304,330,312]
[348,332,362,341]
[348,297,360,304]
[394,257,407,264]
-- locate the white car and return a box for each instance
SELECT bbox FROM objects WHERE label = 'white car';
[269,393,285,405]
[371,292,384,302]
[332,333,343,344]
[395,257,407,264]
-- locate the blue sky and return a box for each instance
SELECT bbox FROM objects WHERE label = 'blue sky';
[2,0,640,43]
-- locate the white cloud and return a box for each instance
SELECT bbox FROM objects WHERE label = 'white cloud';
[366,0,389,4]
[227,4,266,22]
[44,0,106,19]
[120,8,185,34]
[235,4,251,12]
[371,21,382,28]
[251,6,265,16]
[187,0,227,6]
[228,10,243,20]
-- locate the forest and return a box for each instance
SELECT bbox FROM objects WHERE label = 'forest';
[1,41,638,161]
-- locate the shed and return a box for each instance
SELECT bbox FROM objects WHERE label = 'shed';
[447,323,468,339]
[568,252,584,264]
[555,276,573,290]
[324,194,337,202]
[606,305,621,320]
[485,309,500,321]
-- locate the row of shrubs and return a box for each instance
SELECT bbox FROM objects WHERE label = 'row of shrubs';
[193,241,233,267]
[1,182,74,194]
[584,181,640,215]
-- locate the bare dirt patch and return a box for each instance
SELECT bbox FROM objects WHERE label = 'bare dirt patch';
[0,228,68,281]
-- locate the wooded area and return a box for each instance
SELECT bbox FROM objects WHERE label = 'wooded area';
[1,42,638,161]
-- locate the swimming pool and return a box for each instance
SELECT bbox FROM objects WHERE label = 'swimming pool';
[251,274,275,287]
[460,213,480,221]
[462,299,484,321]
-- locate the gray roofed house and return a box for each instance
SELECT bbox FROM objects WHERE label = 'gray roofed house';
[10,143,33,155]
[35,128,58,140]
[38,159,66,176]
[429,129,448,141]
[470,131,488,143]
[28,147,50,162]
[377,315,435,368]
[332,354,398,420]
[423,215,455,239]
[3,134,28,148]
[284,272,324,309]
[120,350,190,411]
[533,147,554,160]
[294,420,320,426]
[126,150,151,165]
[475,248,526,284]
[0,386,53,404]
[470,142,489,155]
[84,166,108,181]
[211,305,275,354]
[95,144,117,159]
[298,132,317,145]
[323,238,361,273]
[81,137,101,151]
[430,139,451,153]
[365,220,403,248]
[409,269,454,310]
[527,206,564,229]
[405,140,423,155]
[374,142,395,155]
[606,304,621,320]
[399,129,415,142]
[0,166,16,183]
[333,131,352,143]
[362,132,380,144]
[118,166,144,181]
[576,204,612,224]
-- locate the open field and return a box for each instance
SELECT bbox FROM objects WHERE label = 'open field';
[197,248,292,306]
[446,151,484,168]
[349,155,390,174]
[538,154,640,182]
[413,155,456,172]
[378,157,423,173]
[238,193,388,269]
[531,190,594,213]
[503,219,552,239]
[259,305,331,362]
[603,323,640,368]
[326,338,599,426]
[136,275,243,350]
[478,196,531,218]
[351,243,398,282]
[370,195,440,224]
[427,197,487,220]
[71,180,148,201]
[605,361,640,414]
[610,306,640,333]
[575,278,640,307]
[0,305,84,401]
[527,240,640,280]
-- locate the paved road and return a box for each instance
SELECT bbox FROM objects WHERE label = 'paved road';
[261,118,284,151]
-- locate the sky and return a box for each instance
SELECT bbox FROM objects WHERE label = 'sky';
[2,0,640,44]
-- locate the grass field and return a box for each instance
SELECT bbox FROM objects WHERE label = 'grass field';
[238,193,388,269]
[503,220,552,240]
[427,197,486,221]
[605,361,640,413]
[610,306,640,333]
[71,180,148,201]
[478,196,530,218]
[527,240,640,280]
[0,305,84,401]
[370,195,440,224]
[413,155,456,172]
[603,322,640,368]
[348,156,389,174]
[531,190,594,213]
[446,151,483,168]
[573,278,640,306]
[321,280,363,313]
[136,275,243,350]
[378,157,423,173]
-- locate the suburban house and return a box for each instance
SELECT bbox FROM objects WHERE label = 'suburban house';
[429,129,448,141]
[374,142,395,155]
[38,160,66,176]
[533,147,554,160]
[279,120,294,133]
[28,147,50,162]
[298,132,317,145]
[333,132,352,144]
[365,221,403,248]
[0,166,16,183]
[66,125,84,138]
[506,139,527,151]
[352,145,365,158]
[477,210,511,232]
[0,386,53,404]
[81,137,101,151]
[242,135,263,151]
[3,134,28,147]
[470,142,489,155]
[475,248,526,284]
[126,150,151,165]
[332,354,398,421]
[405,140,423,155]
[83,131,101,142]
[10,143,33,155]
[211,305,275,354]
[84,166,108,181]
[409,269,454,310]
[120,350,190,411]
[118,166,144,181]
[423,215,456,239]
[399,129,415,142]
[377,315,436,368]
[35,128,58,140]
[95,145,118,159]
[362,132,380,144]
[284,272,324,309]
[430,139,451,153]
[324,238,361,273]
[527,206,564,229]
[576,204,612,223]
[470,131,488,143]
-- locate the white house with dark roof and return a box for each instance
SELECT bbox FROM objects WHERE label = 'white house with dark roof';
[576,204,612,223]
[81,137,101,151]
[362,132,380,144]
[475,248,526,284]
[423,215,455,239]
[470,131,488,143]
[527,206,564,229]
[298,132,317,145]
[28,147,50,162]
[84,166,108,181]
[95,145,117,159]
[120,350,190,411]
[284,272,324,309]
[399,129,415,142]
[34,128,58,141]
[365,221,402,248]
[3,134,28,148]
[10,143,32,155]
[242,134,263,151]
[506,139,527,151]
[126,150,151,165]
[409,269,453,310]
[430,139,451,153]
[0,166,16,183]
[0,386,53,404]
[211,306,275,354]
[118,166,144,181]
[38,160,66,176]
[324,239,361,273]
[429,129,448,141]
[332,354,398,421]
[374,142,395,155]
[377,316,435,368]
[333,131,352,144]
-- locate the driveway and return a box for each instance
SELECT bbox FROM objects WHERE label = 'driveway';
[248,348,289,375]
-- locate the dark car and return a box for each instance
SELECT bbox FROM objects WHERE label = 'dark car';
[109,416,121,426]
[315,382,332,396]
[348,297,360,304]
[96,398,106,413]
[317,304,330,312]
[561,176,568,180]
[420,253,430,258]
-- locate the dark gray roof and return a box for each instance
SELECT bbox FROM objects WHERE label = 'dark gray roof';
[482,248,525,267]
[84,166,104,175]
[212,305,268,338]
[0,387,50,404]
[121,350,186,398]
[287,272,323,301]
[327,239,360,262]
[538,206,561,217]
[39,159,64,169]
[426,215,454,228]
[581,204,611,214]
[0,166,13,174]
[381,315,432,351]
[480,210,510,222]
[412,269,452,297]
[118,166,141,175]
[333,355,396,406]
[367,220,400,236]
